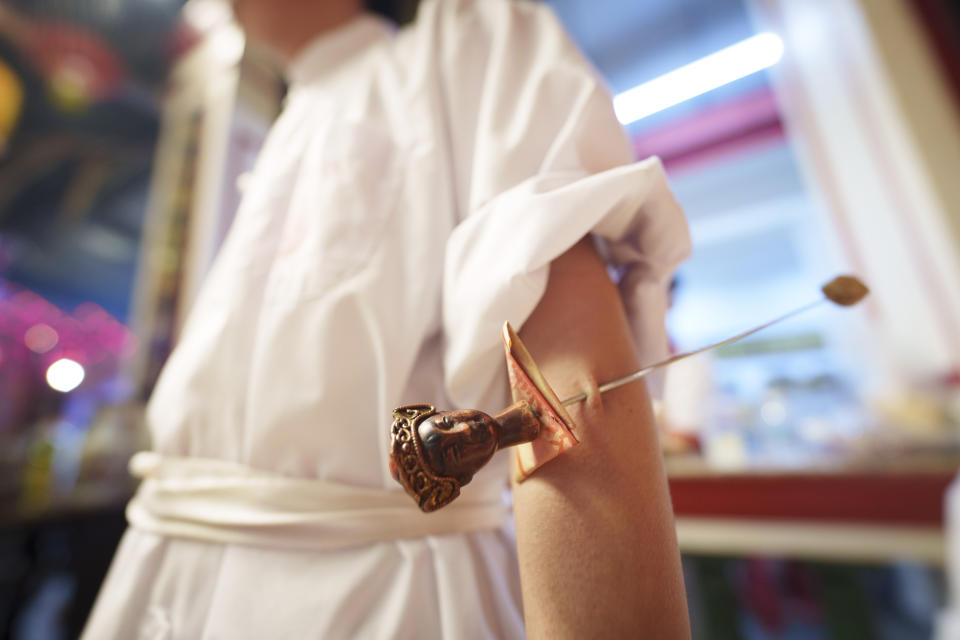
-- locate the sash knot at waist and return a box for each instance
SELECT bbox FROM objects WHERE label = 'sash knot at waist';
[126,451,510,551]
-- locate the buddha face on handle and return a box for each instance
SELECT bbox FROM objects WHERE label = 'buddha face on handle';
[389,403,540,512]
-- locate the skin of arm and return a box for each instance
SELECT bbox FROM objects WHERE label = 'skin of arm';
[514,237,691,639]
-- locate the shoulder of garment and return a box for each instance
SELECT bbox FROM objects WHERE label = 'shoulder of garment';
[394,0,625,217]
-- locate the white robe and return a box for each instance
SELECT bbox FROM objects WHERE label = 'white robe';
[83,1,690,638]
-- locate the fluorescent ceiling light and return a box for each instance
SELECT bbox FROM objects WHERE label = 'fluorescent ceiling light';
[613,32,784,125]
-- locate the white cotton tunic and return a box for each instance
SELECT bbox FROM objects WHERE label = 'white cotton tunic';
[83,1,690,638]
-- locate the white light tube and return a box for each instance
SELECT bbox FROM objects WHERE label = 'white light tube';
[613,32,784,125]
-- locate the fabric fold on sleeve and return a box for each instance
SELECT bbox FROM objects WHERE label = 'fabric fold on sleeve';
[443,156,691,411]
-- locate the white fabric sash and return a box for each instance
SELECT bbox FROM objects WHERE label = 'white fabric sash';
[126,451,510,551]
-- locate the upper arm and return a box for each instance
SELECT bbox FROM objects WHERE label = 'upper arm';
[518,237,640,401]
[512,237,691,639]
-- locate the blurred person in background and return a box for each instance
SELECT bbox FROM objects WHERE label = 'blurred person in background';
[83,0,691,637]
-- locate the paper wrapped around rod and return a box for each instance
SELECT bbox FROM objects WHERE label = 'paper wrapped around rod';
[502,322,579,482]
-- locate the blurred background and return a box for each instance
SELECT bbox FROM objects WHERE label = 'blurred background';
[1,0,958,638]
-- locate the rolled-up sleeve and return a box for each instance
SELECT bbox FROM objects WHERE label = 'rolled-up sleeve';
[432,0,691,409]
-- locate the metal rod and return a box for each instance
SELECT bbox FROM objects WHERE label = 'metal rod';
[560,298,824,406]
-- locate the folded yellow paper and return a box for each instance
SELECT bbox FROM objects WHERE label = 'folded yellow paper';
[502,323,579,483]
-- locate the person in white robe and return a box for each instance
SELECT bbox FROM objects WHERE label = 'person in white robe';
[83,0,692,637]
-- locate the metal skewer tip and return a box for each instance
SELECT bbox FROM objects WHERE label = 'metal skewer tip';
[560,274,869,406]
[821,275,869,307]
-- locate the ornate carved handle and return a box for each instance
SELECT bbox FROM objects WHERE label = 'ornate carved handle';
[389,402,540,512]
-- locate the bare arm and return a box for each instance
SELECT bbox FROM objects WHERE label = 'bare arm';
[514,238,690,639]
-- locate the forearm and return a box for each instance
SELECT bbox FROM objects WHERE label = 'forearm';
[514,238,689,639]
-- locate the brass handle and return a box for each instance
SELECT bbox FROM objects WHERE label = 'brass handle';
[389,402,540,512]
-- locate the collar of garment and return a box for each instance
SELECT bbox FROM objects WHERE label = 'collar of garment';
[285,14,395,87]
